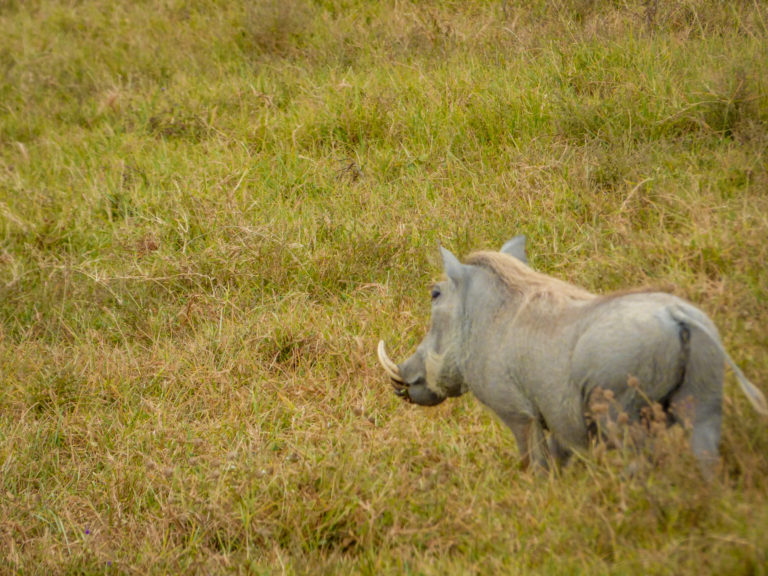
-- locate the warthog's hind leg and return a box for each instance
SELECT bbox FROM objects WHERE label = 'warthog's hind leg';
[670,394,722,480]
[668,313,725,479]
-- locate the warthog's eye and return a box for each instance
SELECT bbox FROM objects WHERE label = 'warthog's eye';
[430,286,441,301]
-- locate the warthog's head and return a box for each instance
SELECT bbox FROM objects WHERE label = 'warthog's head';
[378,236,528,405]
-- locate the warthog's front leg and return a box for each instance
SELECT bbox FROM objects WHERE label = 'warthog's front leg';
[547,435,573,467]
[508,417,549,471]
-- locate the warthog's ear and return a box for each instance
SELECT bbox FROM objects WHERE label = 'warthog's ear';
[439,246,466,284]
[500,235,527,264]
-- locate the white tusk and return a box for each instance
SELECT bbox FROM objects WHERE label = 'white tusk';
[377,340,404,383]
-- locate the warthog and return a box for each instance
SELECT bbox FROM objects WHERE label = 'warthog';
[378,236,767,474]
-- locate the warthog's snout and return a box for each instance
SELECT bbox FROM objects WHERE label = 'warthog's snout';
[377,341,446,406]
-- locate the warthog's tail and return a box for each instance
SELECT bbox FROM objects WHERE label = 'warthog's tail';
[670,306,768,416]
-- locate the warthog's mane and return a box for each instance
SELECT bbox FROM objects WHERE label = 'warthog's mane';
[465,251,596,305]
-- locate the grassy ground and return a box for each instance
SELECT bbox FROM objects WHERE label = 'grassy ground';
[2,0,768,573]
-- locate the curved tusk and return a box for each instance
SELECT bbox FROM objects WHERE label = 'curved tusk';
[377,340,405,384]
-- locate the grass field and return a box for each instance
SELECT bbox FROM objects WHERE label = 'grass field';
[2,0,768,573]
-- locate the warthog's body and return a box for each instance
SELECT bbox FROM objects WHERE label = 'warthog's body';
[378,237,767,474]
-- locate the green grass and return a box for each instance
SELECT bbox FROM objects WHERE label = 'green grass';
[2,0,768,573]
